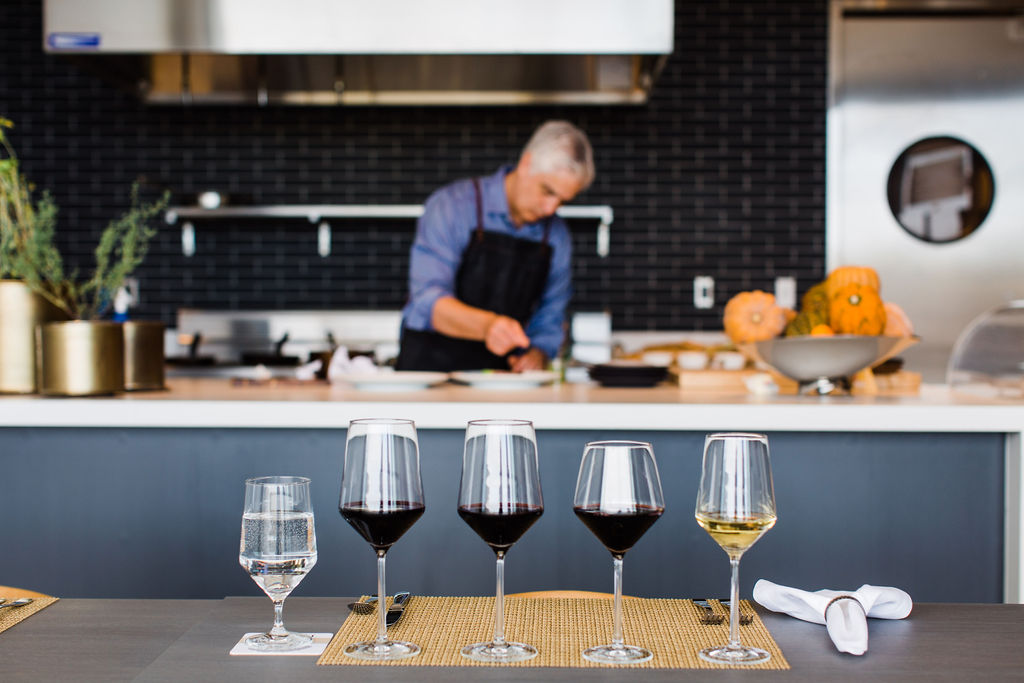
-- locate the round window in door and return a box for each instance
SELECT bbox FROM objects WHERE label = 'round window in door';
[886,136,995,243]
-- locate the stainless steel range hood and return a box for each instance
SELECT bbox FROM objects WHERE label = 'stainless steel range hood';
[43,0,674,105]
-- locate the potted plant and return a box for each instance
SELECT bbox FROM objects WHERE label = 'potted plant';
[0,117,66,393]
[1,117,169,395]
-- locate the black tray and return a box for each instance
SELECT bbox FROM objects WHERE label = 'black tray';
[588,362,669,387]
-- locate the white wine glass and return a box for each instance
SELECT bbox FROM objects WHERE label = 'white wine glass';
[573,440,665,664]
[238,475,318,652]
[458,419,544,663]
[339,418,425,661]
[695,432,777,665]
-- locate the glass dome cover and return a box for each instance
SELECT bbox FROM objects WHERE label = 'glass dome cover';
[947,300,1024,398]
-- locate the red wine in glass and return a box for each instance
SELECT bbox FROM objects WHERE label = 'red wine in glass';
[340,501,425,552]
[573,504,664,558]
[573,440,665,664]
[457,419,544,663]
[458,502,543,553]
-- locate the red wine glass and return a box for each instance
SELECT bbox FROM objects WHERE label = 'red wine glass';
[339,418,425,661]
[573,440,665,664]
[457,419,544,662]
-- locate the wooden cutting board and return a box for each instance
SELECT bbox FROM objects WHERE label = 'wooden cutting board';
[672,368,920,396]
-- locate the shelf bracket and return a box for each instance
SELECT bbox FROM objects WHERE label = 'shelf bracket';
[317,221,331,258]
[181,221,195,258]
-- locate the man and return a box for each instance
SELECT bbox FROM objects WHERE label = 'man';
[396,120,595,372]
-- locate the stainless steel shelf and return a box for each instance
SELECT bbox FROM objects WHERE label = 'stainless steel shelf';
[164,203,613,257]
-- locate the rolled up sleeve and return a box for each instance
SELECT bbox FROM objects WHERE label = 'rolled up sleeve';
[403,192,465,332]
[524,225,572,359]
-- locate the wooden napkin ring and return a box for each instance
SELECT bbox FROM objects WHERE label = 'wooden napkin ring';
[824,594,862,617]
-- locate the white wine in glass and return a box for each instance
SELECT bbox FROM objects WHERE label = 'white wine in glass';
[238,476,318,652]
[695,433,777,665]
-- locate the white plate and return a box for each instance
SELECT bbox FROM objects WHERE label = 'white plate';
[336,371,449,391]
[450,370,557,390]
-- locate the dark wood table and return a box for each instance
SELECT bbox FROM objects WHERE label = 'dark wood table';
[1,598,1022,682]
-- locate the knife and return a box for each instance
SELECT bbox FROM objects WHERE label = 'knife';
[385,591,412,627]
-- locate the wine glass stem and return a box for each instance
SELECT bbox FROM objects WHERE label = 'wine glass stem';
[493,551,506,647]
[270,599,286,638]
[728,557,741,649]
[612,555,624,648]
[376,550,388,645]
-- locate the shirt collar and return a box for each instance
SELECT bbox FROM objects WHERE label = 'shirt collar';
[482,164,548,232]
[480,165,514,228]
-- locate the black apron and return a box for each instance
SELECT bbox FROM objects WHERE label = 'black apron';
[396,179,553,371]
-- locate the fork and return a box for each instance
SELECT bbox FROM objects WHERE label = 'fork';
[694,599,724,625]
[721,599,754,625]
[346,595,378,615]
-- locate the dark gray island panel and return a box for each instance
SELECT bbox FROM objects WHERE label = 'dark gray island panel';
[2,428,1002,602]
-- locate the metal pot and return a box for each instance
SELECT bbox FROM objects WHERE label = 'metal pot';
[0,279,67,393]
[36,320,125,396]
[124,321,166,391]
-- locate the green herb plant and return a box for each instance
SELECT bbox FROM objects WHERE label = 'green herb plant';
[0,117,169,320]
[0,116,58,281]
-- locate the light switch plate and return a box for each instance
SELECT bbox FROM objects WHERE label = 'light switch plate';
[694,276,715,309]
[774,276,797,310]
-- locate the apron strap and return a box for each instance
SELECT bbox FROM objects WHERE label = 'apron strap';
[472,178,485,242]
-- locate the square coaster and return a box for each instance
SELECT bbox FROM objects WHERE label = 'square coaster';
[230,632,335,656]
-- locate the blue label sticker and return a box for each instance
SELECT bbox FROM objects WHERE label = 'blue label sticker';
[47,33,101,49]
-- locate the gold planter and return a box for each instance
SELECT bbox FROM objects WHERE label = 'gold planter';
[0,279,66,394]
[37,320,125,396]
[124,321,166,391]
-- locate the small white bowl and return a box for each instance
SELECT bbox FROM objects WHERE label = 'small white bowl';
[711,351,747,371]
[677,350,709,370]
[641,351,675,367]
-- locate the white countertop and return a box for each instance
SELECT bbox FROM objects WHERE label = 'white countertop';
[2,377,1023,432]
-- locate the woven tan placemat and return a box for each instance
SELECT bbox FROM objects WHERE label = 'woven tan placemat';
[318,596,789,669]
[0,597,59,635]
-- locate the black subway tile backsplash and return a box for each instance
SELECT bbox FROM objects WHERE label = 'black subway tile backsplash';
[1,0,827,331]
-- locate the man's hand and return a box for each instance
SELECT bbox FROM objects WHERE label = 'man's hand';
[484,315,531,357]
[509,347,547,372]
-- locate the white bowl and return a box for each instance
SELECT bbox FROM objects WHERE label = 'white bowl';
[641,351,675,367]
[711,351,746,371]
[677,350,709,370]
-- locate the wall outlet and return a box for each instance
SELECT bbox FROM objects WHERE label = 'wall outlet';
[694,276,715,309]
[774,276,797,310]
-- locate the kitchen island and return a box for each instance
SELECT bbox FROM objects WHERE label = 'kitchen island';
[1,378,1021,604]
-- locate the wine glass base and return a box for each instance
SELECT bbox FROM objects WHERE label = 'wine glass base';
[461,640,538,663]
[582,643,653,664]
[344,639,421,661]
[245,631,313,652]
[698,644,771,665]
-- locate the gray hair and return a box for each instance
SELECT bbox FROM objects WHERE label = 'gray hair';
[522,120,595,190]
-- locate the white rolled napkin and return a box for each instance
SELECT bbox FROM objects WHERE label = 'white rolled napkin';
[294,359,322,381]
[752,579,912,655]
[326,346,379,382]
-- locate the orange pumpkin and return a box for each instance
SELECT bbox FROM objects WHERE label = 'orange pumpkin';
[723,290,789,343]
[826,266,881,300]
[883,302,914,337]
[829,283,887,335]
[810,324,835,337]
